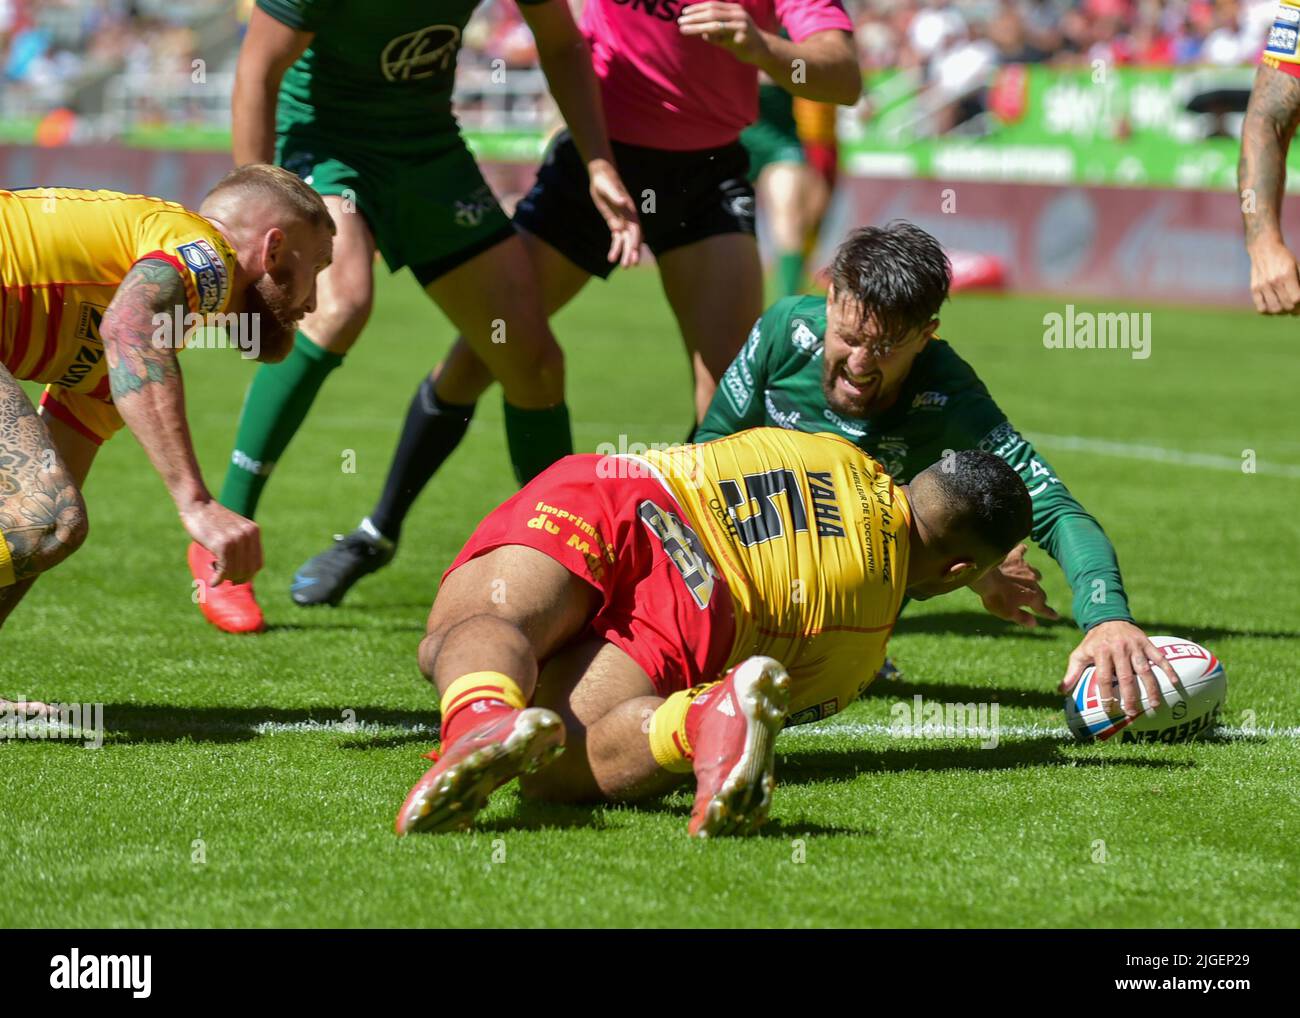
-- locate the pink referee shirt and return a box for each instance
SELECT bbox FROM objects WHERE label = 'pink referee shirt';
[580,0,854,151]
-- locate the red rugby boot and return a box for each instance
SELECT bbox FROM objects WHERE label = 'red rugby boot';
[394,707,565,836]
[187,541,265,634]
[686,655,791,838]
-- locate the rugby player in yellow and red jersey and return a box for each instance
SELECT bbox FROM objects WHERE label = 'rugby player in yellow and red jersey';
[394,427,1031,838]
[0,165,332,659]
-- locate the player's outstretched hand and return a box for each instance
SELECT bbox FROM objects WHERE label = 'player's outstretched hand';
[969,543,1060,627]
[677,3,768,64]
[180,501,263,585]
[587,159,642,269]
[1058,620,1178,719]
[1248,237,1300,314]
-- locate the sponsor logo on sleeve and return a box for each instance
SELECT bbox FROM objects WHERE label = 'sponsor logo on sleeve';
[790,318,823,354]
[978,420,1024,458]
[1267,18,1300,57]
[725,321,762,392]
[910,391,949,411]
[176,238,229,314]
[721,363,753,416]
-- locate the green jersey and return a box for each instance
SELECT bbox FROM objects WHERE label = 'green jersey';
[698,296,1134,631]
[257,0,547,153]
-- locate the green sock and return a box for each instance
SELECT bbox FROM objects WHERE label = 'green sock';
[776,251,805,297]
[218,331,344,518]
[503,400,572,485]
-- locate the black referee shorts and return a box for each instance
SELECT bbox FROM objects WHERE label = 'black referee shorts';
[513,129,756,279]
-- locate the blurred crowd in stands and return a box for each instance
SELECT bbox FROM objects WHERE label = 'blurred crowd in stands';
[448,0,1283,76]
[0,0,1280,125]
[0,0,242,102]
[457,0,1283,72]
[856,0,1276,74]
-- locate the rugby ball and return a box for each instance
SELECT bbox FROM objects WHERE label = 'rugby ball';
[1064,635,1225,744]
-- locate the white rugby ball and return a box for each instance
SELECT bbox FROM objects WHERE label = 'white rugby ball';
[1064,635,1226,743]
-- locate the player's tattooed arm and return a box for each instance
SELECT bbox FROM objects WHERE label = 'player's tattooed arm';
[1239,63,1300,312]
[1239,64,1300,246]
[103,258,184,399]
[101,258,208,508]
[101,258,264,583]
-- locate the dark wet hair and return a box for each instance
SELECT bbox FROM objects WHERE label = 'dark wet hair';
[829,222,952,343]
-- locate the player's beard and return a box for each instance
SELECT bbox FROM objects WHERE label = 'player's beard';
[245,273,304,363]
[821,356,890,419]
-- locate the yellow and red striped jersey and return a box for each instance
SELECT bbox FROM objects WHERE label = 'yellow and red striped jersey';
[0,188,236,402]
[639,428,911,726]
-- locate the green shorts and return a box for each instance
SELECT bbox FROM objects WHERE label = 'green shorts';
[276,132,515,286]
[740,118,806,183]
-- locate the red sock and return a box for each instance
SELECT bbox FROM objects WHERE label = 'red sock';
[682,680,725,752]
[438,671,527,745]
[441,698,517,745]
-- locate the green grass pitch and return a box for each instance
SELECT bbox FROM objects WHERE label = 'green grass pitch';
[2,270,1297,928]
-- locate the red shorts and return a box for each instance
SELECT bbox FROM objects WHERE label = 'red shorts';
[442,454,736,697]
[803,140,839,189]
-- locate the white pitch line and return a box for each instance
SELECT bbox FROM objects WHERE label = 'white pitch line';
[6,718,1296,742]
[252,719,437,736]
[777,721,1300,742]
[1025,431,1300,479]
[0,718,439,740]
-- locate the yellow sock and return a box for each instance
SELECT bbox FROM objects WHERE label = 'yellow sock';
[439,671,528,741]
[0,535,16,588]
[648,683,716,774]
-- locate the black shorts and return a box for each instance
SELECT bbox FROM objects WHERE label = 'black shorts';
[513,130,756,280]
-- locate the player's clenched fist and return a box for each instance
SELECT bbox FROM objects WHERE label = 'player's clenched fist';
[180,501,264,585]
[677,3,768,64]
[1247,237,1300,314]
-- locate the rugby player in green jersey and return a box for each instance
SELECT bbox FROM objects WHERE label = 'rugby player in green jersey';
[697,222,1178,717]
[189,0,639,633]
[742,78,820,298]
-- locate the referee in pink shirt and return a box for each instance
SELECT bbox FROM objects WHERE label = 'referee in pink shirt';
[293,0,862,607]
